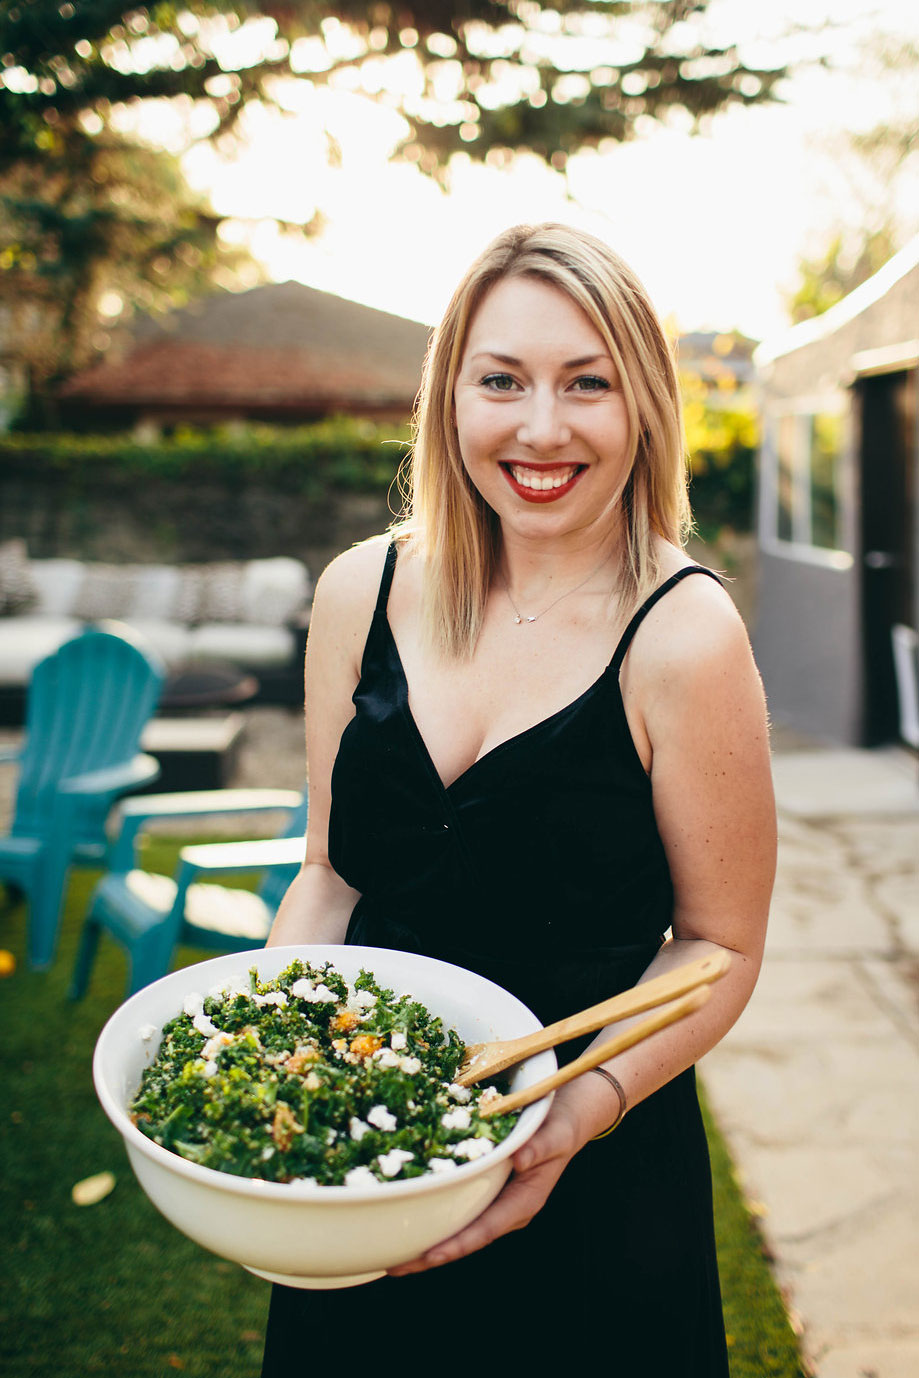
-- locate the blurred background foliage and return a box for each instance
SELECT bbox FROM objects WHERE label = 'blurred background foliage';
[6,4,915,544]
[0,413,408,494]
[0,0,789,421]
[683,368,757,539]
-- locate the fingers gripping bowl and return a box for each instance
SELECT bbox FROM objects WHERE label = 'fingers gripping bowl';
[93,945,556,1289]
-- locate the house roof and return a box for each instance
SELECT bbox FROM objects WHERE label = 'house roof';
[754,235,919,367]
[59,281,433,412]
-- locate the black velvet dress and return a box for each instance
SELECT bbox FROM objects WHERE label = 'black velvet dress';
[262,544,730,1375]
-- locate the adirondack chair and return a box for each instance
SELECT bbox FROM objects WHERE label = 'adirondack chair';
[0,623,164,968]
[70,787,307,998]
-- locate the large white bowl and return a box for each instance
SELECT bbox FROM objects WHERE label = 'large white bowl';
[94,944,556,1289]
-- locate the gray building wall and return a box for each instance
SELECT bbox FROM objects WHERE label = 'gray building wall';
[753,552,861,743]
[754,245,919,744]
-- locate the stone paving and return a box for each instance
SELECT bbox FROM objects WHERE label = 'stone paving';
[701,747,919,1378]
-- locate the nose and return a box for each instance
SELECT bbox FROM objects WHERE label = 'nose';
[516,385,571,452]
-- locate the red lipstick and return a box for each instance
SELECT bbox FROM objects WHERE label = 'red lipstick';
[500,463,585,504]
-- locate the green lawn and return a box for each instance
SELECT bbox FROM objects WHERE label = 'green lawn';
[1,840,806,1377]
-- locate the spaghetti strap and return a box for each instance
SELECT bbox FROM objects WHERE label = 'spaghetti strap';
[609,566,723,673]
[374,541,398,614]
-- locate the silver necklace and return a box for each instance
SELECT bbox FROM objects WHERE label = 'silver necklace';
[501,554,612,625]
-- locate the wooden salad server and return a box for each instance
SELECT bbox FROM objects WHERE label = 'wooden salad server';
[456,948,730,1087]
[479,985,712,1118]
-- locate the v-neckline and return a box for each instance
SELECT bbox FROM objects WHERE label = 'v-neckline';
[382,617,611,794]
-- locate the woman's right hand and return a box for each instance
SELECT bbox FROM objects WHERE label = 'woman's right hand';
[388,1076,610,1275]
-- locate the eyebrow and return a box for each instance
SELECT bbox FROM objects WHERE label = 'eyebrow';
[468,351,612,368]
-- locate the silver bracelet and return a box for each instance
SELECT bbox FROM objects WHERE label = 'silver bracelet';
[589,1067,627,1139]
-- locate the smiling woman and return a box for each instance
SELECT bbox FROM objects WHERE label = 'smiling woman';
[454,277,631,529]
[261,223,776,1375]
[407,223,690,657]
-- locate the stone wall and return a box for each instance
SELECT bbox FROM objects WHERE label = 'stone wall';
[0,468,397,579]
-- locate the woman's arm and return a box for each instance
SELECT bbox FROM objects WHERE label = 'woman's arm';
[580,570,776,1110]
[391,573,776,1274]
[266,540,388,948]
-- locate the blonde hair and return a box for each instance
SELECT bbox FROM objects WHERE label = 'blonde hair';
[395,222,691,656]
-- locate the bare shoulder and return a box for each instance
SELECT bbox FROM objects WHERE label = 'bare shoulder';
[312,537,390,624]
[308,536,392,677]
[631,549,752,680]
[623,550,766,754]
[315,534,391,610]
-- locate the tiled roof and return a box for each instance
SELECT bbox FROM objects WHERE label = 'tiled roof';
[60,281,432,409]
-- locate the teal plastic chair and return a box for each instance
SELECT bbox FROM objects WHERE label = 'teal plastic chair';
[70,787,307,998]
[0,623,164,968]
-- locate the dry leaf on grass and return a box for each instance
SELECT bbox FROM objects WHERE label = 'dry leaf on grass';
[71,1171,116,1206]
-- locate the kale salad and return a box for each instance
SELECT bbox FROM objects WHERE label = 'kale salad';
[130,959,518,1186]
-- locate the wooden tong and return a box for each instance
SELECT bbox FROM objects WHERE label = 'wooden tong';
[460,950,731,1118]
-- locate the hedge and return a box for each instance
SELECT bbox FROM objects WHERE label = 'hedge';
[0,417,412,501]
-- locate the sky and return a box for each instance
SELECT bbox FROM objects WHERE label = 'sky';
[128,1,919,342]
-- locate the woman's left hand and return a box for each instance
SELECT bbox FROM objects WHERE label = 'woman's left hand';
[386,1084,593,1275]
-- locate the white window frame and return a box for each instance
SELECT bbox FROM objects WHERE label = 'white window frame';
[759,394,853,570]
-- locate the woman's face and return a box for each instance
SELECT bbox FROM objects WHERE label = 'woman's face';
[453,274,632,545]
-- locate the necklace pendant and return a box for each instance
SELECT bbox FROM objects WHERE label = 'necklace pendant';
[514,614,523,625]
[526,616,537,623]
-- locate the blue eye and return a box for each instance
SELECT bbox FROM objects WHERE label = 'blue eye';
[481,373,517,392]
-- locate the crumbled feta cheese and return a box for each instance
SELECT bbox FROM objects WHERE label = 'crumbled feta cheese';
[252,990,288,1008]
[373,1047,401,1069]
[398,1056,422,1076]
[291,978,337,1004]
[447,1082,472,1104]
[208,975,248,1001]
[441,1106,472,1131]
[344,1165,380,1188]
[202,1031,234,1060]
[138,1023,157,1042]
[367,1104,397,1133]
[261,1146,275,1160]
[377,1149,414,1179]
[390,1031,407,1051]
[349,1117,370,1142]
[352,988,377,1010]
[183,991,204,1019]
[478,1085,501,1106]
[192,1011,219,1037]
[201,1059,219,1078]
[428,1157,459,1174]
[451,1137,495,1160]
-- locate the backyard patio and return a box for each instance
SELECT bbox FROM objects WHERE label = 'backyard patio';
[2,696,917,1374]
[0,704,808,1376]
